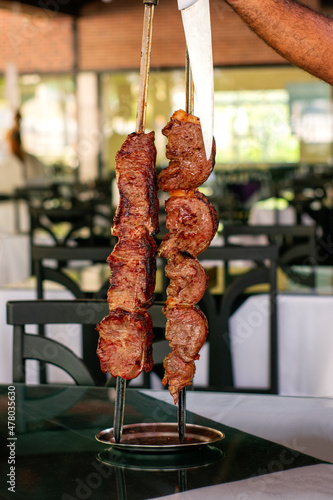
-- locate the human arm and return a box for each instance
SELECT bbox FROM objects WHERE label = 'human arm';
[224,0,333,85]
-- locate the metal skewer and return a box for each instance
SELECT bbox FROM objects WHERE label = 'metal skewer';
[178,386,186,442]
[185,49,194,116]
[113,0,158,445]
[178,48,194,443]
[136,0,158,134]
[114,377,126,443]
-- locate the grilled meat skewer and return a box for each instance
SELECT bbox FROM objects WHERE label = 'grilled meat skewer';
[96,132,158,383]
[159,110,217,404]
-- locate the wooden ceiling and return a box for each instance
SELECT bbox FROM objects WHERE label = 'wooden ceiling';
[0,0,95,16]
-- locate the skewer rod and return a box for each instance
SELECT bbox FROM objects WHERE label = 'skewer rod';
[136,3,156,134]
[178,387,186,442]
[113,0,157,444]
[114,377,126,443]
[185,49,194,116]
[177,47,194,443]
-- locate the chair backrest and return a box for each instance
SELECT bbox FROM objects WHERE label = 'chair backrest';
[29,204,113,246]
[200,244,279,394]
[223,223,316,287]
[6,299,166,387]
[31,245,111,299]
[223,223,316,264]
[31,246,112,384]
[30,206,91,246]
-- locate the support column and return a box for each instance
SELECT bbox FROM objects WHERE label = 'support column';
[76,72,100,182]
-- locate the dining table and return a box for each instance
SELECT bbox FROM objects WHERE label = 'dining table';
[229,292,333,398]
[0,384,332,500]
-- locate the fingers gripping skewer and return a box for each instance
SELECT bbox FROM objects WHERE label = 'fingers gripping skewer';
[178,48,194,443]
[113,0,158,444]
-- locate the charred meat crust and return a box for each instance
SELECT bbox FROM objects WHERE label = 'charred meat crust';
[162,352,196,405]
[107,229,157,312]
[165,251,208,306]
[163,304,208,363]
[97,131,158,381]
[158,109,216,192]
[96,310,153,379]
[158,189,218,259]
[112,132,159,237]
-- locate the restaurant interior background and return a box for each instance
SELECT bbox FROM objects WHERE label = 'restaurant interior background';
[1,0,333,181]
[1,0,333,395]
[1,3,333,497]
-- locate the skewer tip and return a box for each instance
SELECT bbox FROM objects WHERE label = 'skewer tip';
[178,387,186,442]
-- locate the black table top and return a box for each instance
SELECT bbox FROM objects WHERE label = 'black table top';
[0,384,325,500]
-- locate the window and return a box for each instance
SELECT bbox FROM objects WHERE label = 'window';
[214,89,299,163]
[0,74,77,176]
[19,74,77,169]
[101,66,333,174]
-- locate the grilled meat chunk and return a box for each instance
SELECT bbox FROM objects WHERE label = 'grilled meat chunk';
[112,132,159,238]
[163,305,208,363]
[158,109,215,192]
[96,310,153,380]
[165,250,208,306]
[158,189,218,259]
[107,228,157,312]
[162,352,196,405]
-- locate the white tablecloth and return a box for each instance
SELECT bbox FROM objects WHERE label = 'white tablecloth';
[0,222,60,287]
[0,284,81,385]
[0,200,29,234]
[0,233,30,286]
[230,293,333,397]
[137,293,333,398]
[249,203,297,225]
[143,390,333,499]
[144,390,333,463]
[155,465,333,499]
[190,293,333,398]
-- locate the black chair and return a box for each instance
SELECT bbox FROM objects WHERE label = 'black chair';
[6,299,167,388]
[32,244,111,300]
[29,203,113,248]
[200,244,279,394]
[223,224,316,263]
[31,245,112,384]
[223,223,316,287]
[29,205,91,247]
